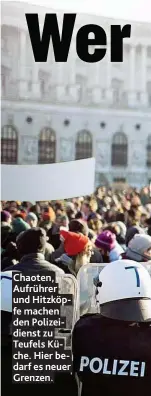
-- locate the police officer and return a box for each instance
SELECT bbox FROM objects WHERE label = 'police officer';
[72,260,151,396]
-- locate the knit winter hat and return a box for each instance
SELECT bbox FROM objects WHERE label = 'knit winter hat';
[26,212,38,223]
[12,217,30,236]
[1,210,11,223]
[128,234,151,259]
[42,207,56,222]
[95,230,116,252]
[60,229,89,256]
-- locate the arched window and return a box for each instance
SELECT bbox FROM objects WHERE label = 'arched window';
[147,135,151,167]
[1,125,18,164]
[75,130,92,160]
[38,128,56,164]
[111,132,128,166]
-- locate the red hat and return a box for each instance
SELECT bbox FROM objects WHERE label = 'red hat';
[60,229,89,256]
[42,207,56,222]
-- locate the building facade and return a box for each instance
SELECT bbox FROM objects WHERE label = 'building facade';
[1,1,151,187]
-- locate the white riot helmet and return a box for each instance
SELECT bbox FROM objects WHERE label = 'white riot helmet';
[0,272,12,312]
[95,260,151,322]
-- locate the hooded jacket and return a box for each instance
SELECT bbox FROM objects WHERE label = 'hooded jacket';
[123,234,151,262]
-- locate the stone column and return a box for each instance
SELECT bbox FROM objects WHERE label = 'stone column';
[68,42,78,102]
[140,45,148,106]
[56,63,66,101]
[92,61,101,104]
[106,43,112,104]
[19,30,28,97]
[32,61,41,99]
[128,45,136,106]
[68,42,76,85]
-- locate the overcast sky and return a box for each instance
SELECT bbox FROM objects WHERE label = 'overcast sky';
[2,0,151,22]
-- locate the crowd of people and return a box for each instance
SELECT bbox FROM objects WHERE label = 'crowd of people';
[1,185,151,274]
[1,184,151,395]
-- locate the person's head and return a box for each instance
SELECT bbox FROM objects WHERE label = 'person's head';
[26,212,38,228]
[125,226,146,247]
[140,213,149,227]
[60,229,92,274]
[14,211,27,221]
[29,204,41,219]
[95,260,151,323]
[127,234,151,262]
[95,230,116,260]
[131,195,141,208]
[12,217,30,237]
[65,202,75,220]
[128,208,141,226]
[81,202,91,216]
[75,211,83,220]
[16,227,48,257]
[89,199,98,213]
[69,219,89,236]
[42,207,56,223]
[56,214,69,229]
[115,221,126,245]
[103,223,120,238]
[88,218,102,235]
[104,210,116,223]
[1,210,12,225]
[141,186,149,195]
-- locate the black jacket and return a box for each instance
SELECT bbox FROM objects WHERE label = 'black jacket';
[72,314,151,396]
[2,253,64,338]
[3,252,64,275]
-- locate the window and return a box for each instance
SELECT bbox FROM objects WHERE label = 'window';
[113,178,126,183]
[147,46,151,58]
[111,132,128,166]
[1,125,18,164]
[1,74,6,94]
[1,36,7,51]
[112,79,123,105]
[76,74,87,102]
[38,128,56,164]
[147,81,151,107]
[121,91,128,106]
[147,135,151,167]
[136,92,141,102]
[102,89,106,99]
[113,89,120,104]
[40,80,45,95]
[28,81,32,92]
[75,130,92,160]
[1,66,8,96]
